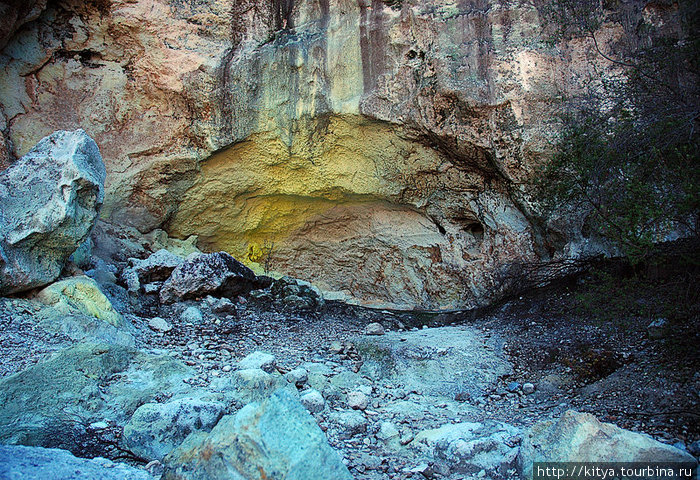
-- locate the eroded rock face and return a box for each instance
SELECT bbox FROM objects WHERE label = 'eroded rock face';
[0,130,105,295]
[0,0,676,308]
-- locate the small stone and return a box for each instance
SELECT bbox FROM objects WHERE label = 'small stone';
[506,381,520,393]
[347,391,369,410]
[212,297,236,314]
[377,421,401,449]
[647,318,667,339]
[143,282,162,294]
[365,323,385,336]
[523,383,535,395]
[238,351,276,373]
[180,306,204,323]
[286,368,308,386]
[410,463,431,476]
[300,389,325,414]
[148,317,172,332]
[357,385,372,396]
[88,421,109,431]
[399,433,414,445]
[222,365,232,372]
[329,341,343,354]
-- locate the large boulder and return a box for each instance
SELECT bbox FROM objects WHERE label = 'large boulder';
[0,130,105,295]
[128,249,185,285]
[163,389,352,480]
[518,410,698,479]
[159,252,264,303]
[0,444,155,480]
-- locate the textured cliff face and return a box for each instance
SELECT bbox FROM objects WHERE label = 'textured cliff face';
[0,0,667,309]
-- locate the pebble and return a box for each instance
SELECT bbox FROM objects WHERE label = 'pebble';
[348,391,369,410]
[365,323,385,336]
[523,383,536,395]
[300,389,325,414]
[148,317,172,333]
[238,351,276,373]
[286,367,308,386]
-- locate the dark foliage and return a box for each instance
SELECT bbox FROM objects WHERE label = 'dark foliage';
[536,0,700,263]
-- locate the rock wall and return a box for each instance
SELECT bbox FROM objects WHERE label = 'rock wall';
[0,0,675,309]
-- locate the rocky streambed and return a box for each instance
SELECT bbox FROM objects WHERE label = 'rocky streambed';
[0,132,698,480]
[0,258,698,479]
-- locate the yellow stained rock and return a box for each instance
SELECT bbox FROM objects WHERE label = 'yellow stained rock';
[37,276,124,327]
[169,114,444,264]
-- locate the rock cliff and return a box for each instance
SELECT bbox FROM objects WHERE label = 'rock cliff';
[0,0,679,308]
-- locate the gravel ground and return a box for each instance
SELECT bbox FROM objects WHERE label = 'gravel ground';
[1,267,698,479]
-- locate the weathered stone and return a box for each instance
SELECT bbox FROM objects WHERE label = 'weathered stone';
[180,306,204,324]
[162,389,352,480]
[33,277,134,346]
[365,322,385,336]
[270,276,324,311]
[124,397,225,461]
[412,421,522,476]
[144,229,201,258]
[0,0,688,309]
[0,444,154,480]
[347,390,369,411]
[0,130,105,295]
[36,276,124,328]
[327,410,368,440]
[518,410,697,479]
[237,351,276,373]
[506,381,520,393]
[377,421,401,450]
[522,383,535,395]
[355,326,512,399]
[122,267,141,294]
[148,317,172,333]
[160,252,261,304]
[128,249,185,285]
[0,342,192,455]
[300,389,325,414]
[209,296,236,314]
[286,367,308,387]
[329,341,343,354]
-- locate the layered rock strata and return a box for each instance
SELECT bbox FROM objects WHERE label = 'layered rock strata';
[0,0,676,308]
